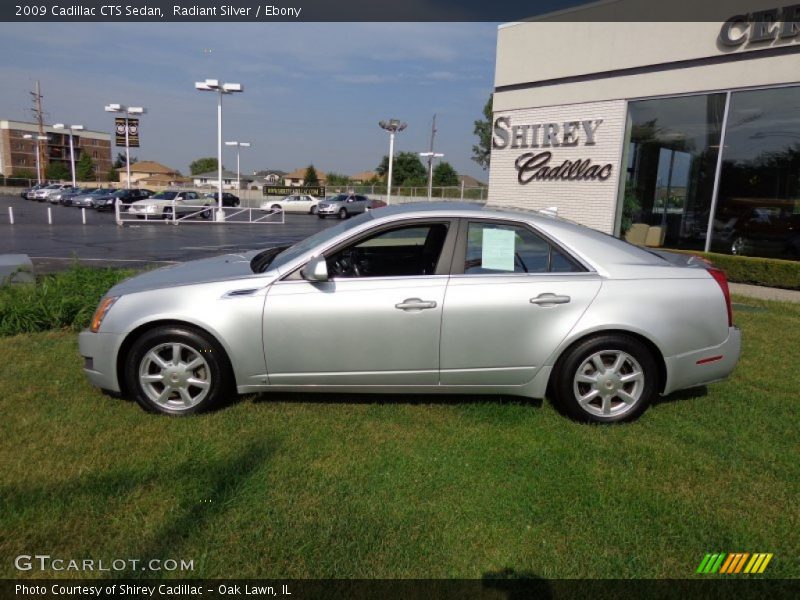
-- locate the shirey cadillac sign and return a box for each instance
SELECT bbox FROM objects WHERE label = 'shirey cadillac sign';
[492,117,613,183]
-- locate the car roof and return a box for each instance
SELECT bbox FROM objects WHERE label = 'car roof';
[368,202,672,273]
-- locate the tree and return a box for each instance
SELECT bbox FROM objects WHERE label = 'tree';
[106,167,119,182]
[46,162,70,181]
[472,94,492,170]
[76,153,95,181]
[326,172,350,186]
[13,168,37,180]
[113,151,137,169]
[190,157,219,175]
[432,161,459,187]
[304,165,319,185]
[376,152,427,186]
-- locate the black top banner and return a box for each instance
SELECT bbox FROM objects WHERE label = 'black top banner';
[1,0,775,22]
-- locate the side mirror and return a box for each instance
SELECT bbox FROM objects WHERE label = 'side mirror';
[301,255,329,282]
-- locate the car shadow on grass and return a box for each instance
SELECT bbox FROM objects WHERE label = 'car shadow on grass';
[247,391,544,409]
[652,385,709,408]
[482,569,552,599]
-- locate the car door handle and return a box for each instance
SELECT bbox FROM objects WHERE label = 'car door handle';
[530,293,571,306]
[395,298,437,310]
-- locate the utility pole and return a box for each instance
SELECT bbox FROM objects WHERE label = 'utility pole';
[420,114,443,201]
[29,81,47,182]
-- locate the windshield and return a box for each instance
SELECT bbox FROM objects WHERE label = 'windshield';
[269,211,374,271]
[152,191,178,200]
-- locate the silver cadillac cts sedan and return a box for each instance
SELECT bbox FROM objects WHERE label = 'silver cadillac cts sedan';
[79,202,741,423]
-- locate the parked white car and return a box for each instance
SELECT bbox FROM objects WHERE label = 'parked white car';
[127,190,211,220]
[32,184,73,202]
[260,194,321,215]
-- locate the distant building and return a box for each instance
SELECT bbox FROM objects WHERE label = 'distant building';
[458,174,487,188]
[350,171,380,184]
[253,169,286,185]
[193,169,253,190]
[118,160,182,186]
[0,119,112,179]
[284,167,327,187]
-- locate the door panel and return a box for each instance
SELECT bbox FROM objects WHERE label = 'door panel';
[440,275,601,385]
[264,277,447,385]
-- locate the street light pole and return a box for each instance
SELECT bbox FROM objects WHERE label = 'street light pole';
[104,104,146,189]
[196,79,243,221]
[52,123,84,187]
[419,151,444,202]
[23,134,48,185]
[378,119,407,205]
[225,141,251,191]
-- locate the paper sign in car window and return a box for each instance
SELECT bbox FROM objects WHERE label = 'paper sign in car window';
[481,228,516,271]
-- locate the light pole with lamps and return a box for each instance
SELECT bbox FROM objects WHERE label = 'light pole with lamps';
[224,141,251,191]
[22,133,48,185]
[419,151,444,201]
[378,119,407,205]
[52,123,84,188]
[104,104,146,189]
[195,79,244,221]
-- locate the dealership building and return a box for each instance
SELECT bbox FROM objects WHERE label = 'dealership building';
[488,0,800,259]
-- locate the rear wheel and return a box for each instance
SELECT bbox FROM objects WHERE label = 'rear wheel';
[271,204,282,212]
[551,334,658,423]
[124,326,233,415]
[309,205,317,215]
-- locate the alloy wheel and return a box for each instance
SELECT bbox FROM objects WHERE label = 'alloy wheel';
[572,350,645,418]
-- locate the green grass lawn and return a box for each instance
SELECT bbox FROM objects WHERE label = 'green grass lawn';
[0,296,797,579]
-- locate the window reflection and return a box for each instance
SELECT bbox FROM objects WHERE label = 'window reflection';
[712,87,800,259]
[622,94,725,250]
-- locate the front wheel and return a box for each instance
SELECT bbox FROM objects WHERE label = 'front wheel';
[124,326,234,415]
[338,207,348,220]
[162,208,173,220]
[551,334,658,423]
[200,205,211,219]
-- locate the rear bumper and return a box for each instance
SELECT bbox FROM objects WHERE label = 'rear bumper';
[663,327,742,395]
[78,331,122,393]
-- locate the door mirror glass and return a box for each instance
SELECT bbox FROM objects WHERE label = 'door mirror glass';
[301,255,329,282]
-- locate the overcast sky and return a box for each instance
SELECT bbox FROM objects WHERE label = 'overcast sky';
[0,22,500,180]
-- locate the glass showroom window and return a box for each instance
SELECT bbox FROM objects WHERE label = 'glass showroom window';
[620,93,726,250]
[711,86,800,260]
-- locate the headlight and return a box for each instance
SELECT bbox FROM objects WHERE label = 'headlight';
[90,296,119,333]
[146,205,158,213]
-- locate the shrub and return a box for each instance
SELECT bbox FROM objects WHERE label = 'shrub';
[666,250,800,290]
[0,266,136,336]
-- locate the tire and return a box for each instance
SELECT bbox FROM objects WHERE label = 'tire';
[200,205,211,219]
[271,204,282,212]
[318,214,326,219]
[162,208,173,220]
[551,334,658,423]
[309,205,317,215]
[124,326,234,415]
[338,207,348,220]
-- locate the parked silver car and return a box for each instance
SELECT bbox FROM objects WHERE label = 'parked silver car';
[316,193,371,219]
[79,202,740,422]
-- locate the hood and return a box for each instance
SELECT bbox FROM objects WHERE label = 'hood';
[107,250,273,295]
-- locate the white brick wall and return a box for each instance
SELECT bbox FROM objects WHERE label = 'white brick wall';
[487,99,627,234]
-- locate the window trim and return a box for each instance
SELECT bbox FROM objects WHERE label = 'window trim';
[283,217,459,281]
[450,217,590,276]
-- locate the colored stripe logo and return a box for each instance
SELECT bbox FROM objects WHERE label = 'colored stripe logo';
[696,553,773,574]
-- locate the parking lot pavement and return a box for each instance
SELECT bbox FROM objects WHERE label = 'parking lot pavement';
[0,195,338,270]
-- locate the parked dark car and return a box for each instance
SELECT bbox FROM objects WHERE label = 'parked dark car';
[57,187,92,205]
[203,192,240,207]
[93,188,154,211]
[727,207,800,258]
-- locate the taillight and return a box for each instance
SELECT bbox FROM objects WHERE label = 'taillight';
[707,267,733,327]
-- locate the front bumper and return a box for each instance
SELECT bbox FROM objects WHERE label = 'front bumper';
[317,205,340,215]
[663,326,742,395]
[78,330,123,393]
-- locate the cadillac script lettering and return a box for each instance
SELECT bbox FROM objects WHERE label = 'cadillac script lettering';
[493,116,614,184]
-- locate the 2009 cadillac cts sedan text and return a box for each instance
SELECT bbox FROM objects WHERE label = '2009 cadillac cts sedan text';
[79,203,741,423]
